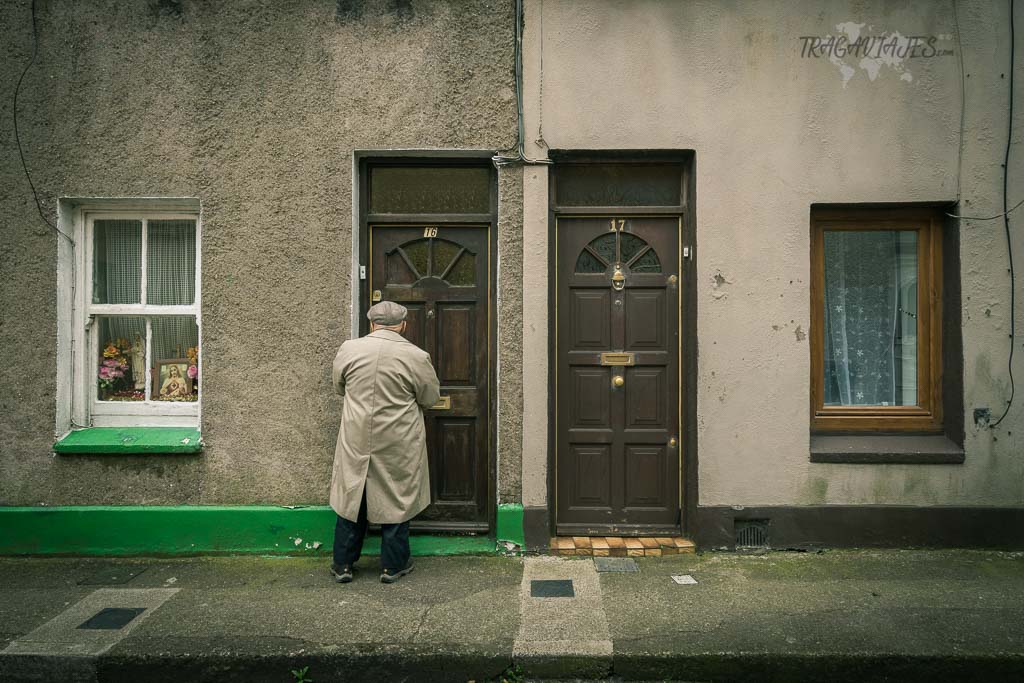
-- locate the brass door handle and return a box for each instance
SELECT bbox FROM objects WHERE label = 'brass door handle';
[669,437,677,447]
[612,376,625,388]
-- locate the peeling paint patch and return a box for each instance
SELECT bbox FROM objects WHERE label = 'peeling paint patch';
[794,325,806,342]
[711,270,732,300]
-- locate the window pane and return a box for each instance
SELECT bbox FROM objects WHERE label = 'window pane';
[147,220,196,305]
[447,251,476,286]
[93,220,142,304]
[369,166,491,214]
[555,164,681,206]
[96,316,146,402]
[823,230,918,406]
[152,316,199,402]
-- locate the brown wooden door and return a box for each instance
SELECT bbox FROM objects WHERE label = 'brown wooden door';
[556,216,680,535]
[369,225,489,529]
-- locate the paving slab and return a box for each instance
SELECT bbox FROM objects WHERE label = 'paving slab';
[515,557,612,679]
[108,555,520,683]
[602,550,1024,682]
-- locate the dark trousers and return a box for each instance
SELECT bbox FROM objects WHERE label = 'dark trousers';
[333,488,411,572]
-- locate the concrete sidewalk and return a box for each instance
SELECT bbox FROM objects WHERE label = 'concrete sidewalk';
[1,549,1023,681]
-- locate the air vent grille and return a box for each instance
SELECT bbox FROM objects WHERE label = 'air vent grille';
[735,519,769,548]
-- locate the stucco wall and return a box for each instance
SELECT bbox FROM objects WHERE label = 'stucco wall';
[497,166,524,503]
[0,0,518,505]
[520,0,1024,507]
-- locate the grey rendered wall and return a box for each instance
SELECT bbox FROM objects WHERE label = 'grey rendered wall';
[0,0,521,505]
[520,0,1024,507]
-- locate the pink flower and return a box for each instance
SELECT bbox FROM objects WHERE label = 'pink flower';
[187,365,198,379]
[103,359,119,368]
[98,367,111,379]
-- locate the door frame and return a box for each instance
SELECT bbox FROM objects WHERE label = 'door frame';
[547,151,698,538]
[356,153,499,534]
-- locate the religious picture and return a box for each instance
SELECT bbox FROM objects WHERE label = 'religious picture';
[155,360,195,401]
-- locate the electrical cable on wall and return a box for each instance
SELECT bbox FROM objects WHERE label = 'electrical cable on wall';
[991,0,1017,428]
[13,0,72,244]
[953,0,966,206]
[493,0,552,167]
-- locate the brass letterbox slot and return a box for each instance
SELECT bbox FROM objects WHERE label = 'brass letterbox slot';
[430,396,451,410]
[600,352,635,366]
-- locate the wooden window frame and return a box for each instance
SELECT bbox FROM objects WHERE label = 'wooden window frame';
[62,201,202,430]
[810,207,943,433]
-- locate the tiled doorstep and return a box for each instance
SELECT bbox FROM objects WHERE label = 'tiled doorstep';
[549,537,695,557]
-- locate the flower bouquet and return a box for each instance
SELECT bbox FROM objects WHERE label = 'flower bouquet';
[98,338,133,399]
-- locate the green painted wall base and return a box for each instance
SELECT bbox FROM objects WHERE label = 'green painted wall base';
[496,503,524,548]
[0,505,525,557]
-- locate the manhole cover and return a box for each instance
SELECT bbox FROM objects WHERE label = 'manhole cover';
[530,579,574,598]
[77,607,147,630]
[594,557,638,573]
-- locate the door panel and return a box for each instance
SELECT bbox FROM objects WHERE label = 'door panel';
[369,225,489,529]
[556,216,680,534]
[570,444,613,509]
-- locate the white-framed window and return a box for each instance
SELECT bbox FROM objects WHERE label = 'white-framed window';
[57,199,201,431]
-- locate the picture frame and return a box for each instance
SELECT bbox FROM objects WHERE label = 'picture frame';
[153,358,194,401]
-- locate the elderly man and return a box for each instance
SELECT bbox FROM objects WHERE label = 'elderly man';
[329,301,440,584]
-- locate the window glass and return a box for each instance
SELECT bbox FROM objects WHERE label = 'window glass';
[93,220,142,304]
[575,250,606,273]
[432,239,461,275]
[620,232,647,263]
[631,249,662,273]
[589,233,618,264]
[147,220,196,305]
[556,164,681,206]
[447,252,476,286]
[96,316,146,402]
[152,316,199,402]
[403,240,429,277]
[95,315,199,402]
[823,230,918,407]
[370,166,491,214]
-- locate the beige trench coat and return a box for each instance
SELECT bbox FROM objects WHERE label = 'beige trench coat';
[329,329,441,524]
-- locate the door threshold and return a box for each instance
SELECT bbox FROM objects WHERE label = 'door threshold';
[550,535,695,557]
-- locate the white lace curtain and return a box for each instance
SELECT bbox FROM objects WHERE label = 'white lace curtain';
[823,230,917,407]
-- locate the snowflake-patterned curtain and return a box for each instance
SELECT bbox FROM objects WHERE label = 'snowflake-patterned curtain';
[823,230,917,406]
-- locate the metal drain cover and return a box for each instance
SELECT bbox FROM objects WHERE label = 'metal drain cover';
[530,579,575,598]
[594,557,638,573]
[77,607,146,630]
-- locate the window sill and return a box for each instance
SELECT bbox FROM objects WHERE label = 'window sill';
[809,434,964,464]
[54,427,202,455]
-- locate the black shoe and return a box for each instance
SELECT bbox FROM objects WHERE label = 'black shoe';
[380,562,414,584]
[330,563,354,583]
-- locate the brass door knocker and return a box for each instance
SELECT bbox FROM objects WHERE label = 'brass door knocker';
[611,265,626,291]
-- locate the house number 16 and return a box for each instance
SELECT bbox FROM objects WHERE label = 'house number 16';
[423,227,439,237]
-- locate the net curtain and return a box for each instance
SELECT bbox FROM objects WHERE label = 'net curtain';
[96,219,197,369]
[823,230,917,407]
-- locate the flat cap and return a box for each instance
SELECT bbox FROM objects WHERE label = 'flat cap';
[367,301,408,326]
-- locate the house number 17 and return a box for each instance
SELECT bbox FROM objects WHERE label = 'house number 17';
[423,227,439,237]
[609,219,625,232]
